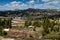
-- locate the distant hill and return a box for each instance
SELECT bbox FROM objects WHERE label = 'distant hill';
[0,8,60,20]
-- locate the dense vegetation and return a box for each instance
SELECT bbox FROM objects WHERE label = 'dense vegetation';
[0,18,12,36]
[24,16,60,39]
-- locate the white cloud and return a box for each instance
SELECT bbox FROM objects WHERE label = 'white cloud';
[0,1,28,10]
[20,3,27,6]
[41,0,60,9]
[42,0,50,2]
[0,0,60,10]
[33,4,42,9]
[41,0,59,9]
[47,1,60,5]
[4,1,22,7]
[28,0,35,4]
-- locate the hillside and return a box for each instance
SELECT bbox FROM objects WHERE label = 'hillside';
[0,8,60,20]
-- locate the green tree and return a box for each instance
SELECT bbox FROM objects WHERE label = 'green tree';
[33,21,41,27]
[25,20,32,27]
[50,21,56,31]
[3,18,12,28]
[54,21,60,32]
[0,28,3,36]
[42,16,51,36]
[33,21,41,31]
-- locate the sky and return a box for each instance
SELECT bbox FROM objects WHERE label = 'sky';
[0,0,60,10]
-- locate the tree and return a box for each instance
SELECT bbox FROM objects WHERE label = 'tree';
[32,20,41,31]
[0,18,12,28]
[25,20,32,27]
[42,16,51,35]
[54,21,60,32]
[0,28,3,36]
[2,31,7,36]
[33,21,41,27]
[0,19,2,28]
[50,21,55,31]
[0,18,12,36]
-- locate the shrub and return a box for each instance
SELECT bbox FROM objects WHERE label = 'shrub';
[3,31,7,36]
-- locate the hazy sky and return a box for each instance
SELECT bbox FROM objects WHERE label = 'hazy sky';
[0,0,60,10]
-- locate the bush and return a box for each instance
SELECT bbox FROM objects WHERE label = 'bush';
[25,21,32,27]
[44,33,60,39]
[0,28,3,36]
[33,21,41,27]
[3,31,7,36]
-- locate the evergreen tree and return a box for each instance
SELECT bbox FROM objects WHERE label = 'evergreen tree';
[42,16,50,35]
